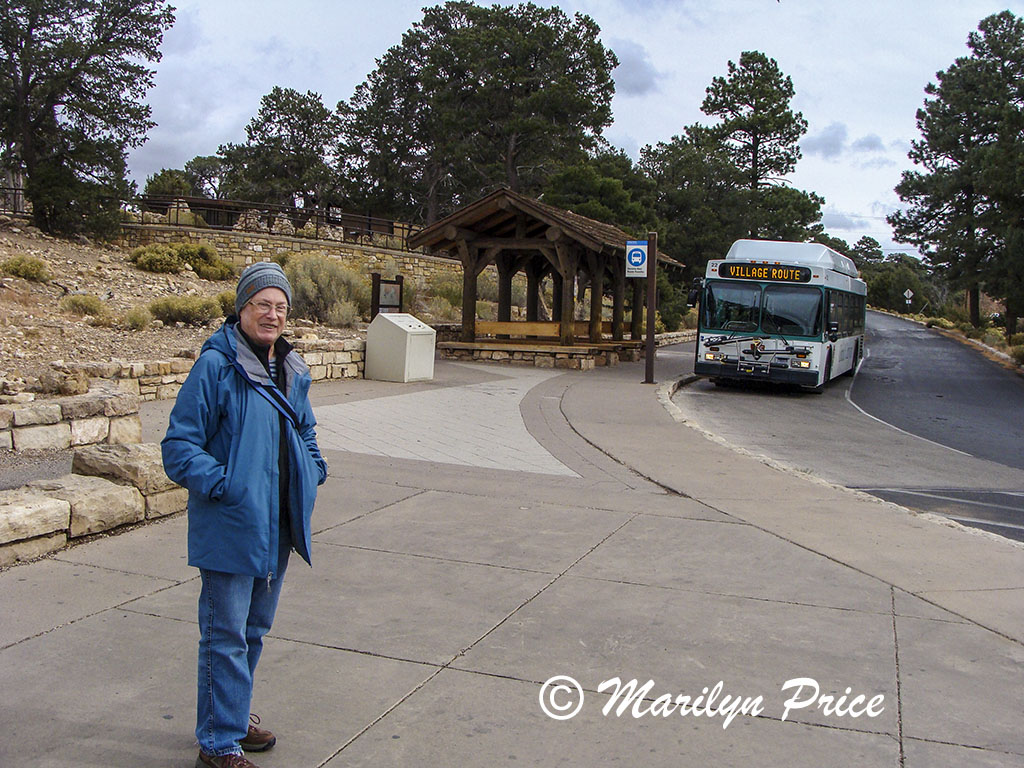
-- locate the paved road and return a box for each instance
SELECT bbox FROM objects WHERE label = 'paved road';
[852,312,1024,469]
[671,314,1024,542]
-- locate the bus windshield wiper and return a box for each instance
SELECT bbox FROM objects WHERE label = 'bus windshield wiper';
[703,334,757,347]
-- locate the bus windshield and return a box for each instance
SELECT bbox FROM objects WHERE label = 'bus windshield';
[703,281,823,337]
[761,285,823,337]
[703,282,762,331]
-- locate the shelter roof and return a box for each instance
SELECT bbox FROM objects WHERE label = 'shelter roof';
[407,188,681,267]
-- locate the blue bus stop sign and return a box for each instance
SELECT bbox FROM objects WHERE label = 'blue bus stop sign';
[626,240,648,277]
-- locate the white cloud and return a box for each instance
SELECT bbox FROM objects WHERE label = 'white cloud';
[802,123,848,159]
[609,39,663,96]
[851,134,885,153]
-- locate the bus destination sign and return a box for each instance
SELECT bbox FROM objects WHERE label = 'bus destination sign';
[719,262,812,283]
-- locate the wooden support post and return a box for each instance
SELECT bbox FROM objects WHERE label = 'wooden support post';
[555,243,579,346]
[497,254,514,323]
[551,272,563,322]
[459,241,479,343]
[526,261,542,322]
[586,252,606,343]
[612,258,625,341]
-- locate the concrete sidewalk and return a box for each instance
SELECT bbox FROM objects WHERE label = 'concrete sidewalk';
[1,351,1022,767]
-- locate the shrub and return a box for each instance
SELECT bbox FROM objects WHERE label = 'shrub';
[680,307,700,330]
[477,272,500,303]
[1011,346,1024,366]
[476,300,496,321]
[1,254,51,282]
[982,330,1004,347]
[427,272,462,307]
[148,296,221,325]
[177,242,234,281]
[285,254,369,325]
[129,242,233,279]
[60,293,108,317]
[326,300,361,328]
[130,244,183,273]
[423,296,460,322]
[124,306,153,330]
[925,317,955,330]
[1009,333,1024,346]
[216,290,236,317]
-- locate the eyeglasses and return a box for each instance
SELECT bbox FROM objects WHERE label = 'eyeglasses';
[248,300,290,317]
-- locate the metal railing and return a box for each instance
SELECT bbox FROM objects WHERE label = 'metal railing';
[0,188,423,251]
[0,186,28,216]
[132,195,423,252]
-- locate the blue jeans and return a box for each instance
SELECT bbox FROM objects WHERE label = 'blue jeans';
[196,532,291,756]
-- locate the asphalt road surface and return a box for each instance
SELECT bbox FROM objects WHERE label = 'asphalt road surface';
[671,312,1024,542]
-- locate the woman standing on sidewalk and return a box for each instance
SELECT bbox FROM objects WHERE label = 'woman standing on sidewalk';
[162,262,329,768]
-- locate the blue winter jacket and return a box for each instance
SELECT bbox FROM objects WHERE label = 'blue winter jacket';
[162,319,329,578]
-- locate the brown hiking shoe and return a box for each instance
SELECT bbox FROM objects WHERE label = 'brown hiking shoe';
[239,713,276,752]
[195,752,260,768]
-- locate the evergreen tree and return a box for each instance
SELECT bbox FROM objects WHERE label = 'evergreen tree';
[540,148,655,234]
[183,156,226,199]
[889,11,1024,326]
[144,168,190,198]
[701,51,808,190]
[639,126,749,280]
[338,1,617,224]
[220,87,341,209]
[0,0,175,234]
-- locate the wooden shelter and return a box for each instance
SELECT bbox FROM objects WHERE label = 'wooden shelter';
[408,189,681,346]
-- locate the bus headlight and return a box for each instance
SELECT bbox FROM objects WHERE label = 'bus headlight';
[704,353,717,361]
[792,360,811,368]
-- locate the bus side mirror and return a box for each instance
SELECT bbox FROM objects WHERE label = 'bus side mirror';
[828,321,839,342]
[687,278,702,307]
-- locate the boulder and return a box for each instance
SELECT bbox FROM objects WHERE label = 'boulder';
[71,443,177,495]
[27,475,144,537]
[0,488,71,545]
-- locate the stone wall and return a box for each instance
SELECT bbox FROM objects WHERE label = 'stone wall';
[0,443,185,567]
[53,337,368,402]
[118,223,463,286]
[1,384,142,452]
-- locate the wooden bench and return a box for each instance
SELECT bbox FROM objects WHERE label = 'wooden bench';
[475,320,614,339]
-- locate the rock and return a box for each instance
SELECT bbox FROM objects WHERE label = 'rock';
[71,443,177,494]
[107,413,142,444]
[0,531,67,567]
[145,486,188,519]
[27,474,144,537]
[70,416,109,446]
[11,402,62,426]
[0,488,71,544]
[12,422,71,451]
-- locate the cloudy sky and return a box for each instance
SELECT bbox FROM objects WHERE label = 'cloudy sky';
[128,0,1024,255]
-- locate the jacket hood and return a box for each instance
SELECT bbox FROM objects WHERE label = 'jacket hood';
[200,318,310,389]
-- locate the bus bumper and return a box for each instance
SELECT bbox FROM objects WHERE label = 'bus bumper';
[694,360,820,387]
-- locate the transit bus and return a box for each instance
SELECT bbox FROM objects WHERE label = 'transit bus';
[692,239,867,390]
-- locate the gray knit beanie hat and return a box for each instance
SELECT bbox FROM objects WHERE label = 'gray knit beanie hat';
[235,261,292,316]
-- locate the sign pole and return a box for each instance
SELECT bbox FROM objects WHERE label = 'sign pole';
[644,231,657,384]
